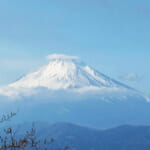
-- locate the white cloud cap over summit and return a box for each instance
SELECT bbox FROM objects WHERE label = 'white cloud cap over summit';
[47,54,79,60]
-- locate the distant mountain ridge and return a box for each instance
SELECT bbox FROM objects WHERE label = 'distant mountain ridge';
[5,122,150,150]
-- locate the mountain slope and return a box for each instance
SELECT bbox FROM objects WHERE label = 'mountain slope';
[0,54,143,100]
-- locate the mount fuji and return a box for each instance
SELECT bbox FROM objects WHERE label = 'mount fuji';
[0,54,149,128]
[0,54,144,100]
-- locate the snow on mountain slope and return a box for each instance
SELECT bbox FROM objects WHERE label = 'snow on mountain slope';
[0,54,143,100]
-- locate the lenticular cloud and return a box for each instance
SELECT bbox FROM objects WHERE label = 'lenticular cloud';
[47,54,79,60]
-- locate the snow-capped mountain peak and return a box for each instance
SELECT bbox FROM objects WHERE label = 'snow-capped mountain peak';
[8,54,127,90]
[0,54,142,100]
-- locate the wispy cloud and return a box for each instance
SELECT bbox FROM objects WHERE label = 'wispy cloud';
[119,73,142,83]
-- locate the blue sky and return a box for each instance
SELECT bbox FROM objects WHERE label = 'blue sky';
[0,0,150,94]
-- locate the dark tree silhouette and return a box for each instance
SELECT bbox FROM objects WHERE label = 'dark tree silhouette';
[0,112,70,150]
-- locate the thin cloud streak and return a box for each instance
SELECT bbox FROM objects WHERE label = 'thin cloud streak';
[119,73,143,83]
